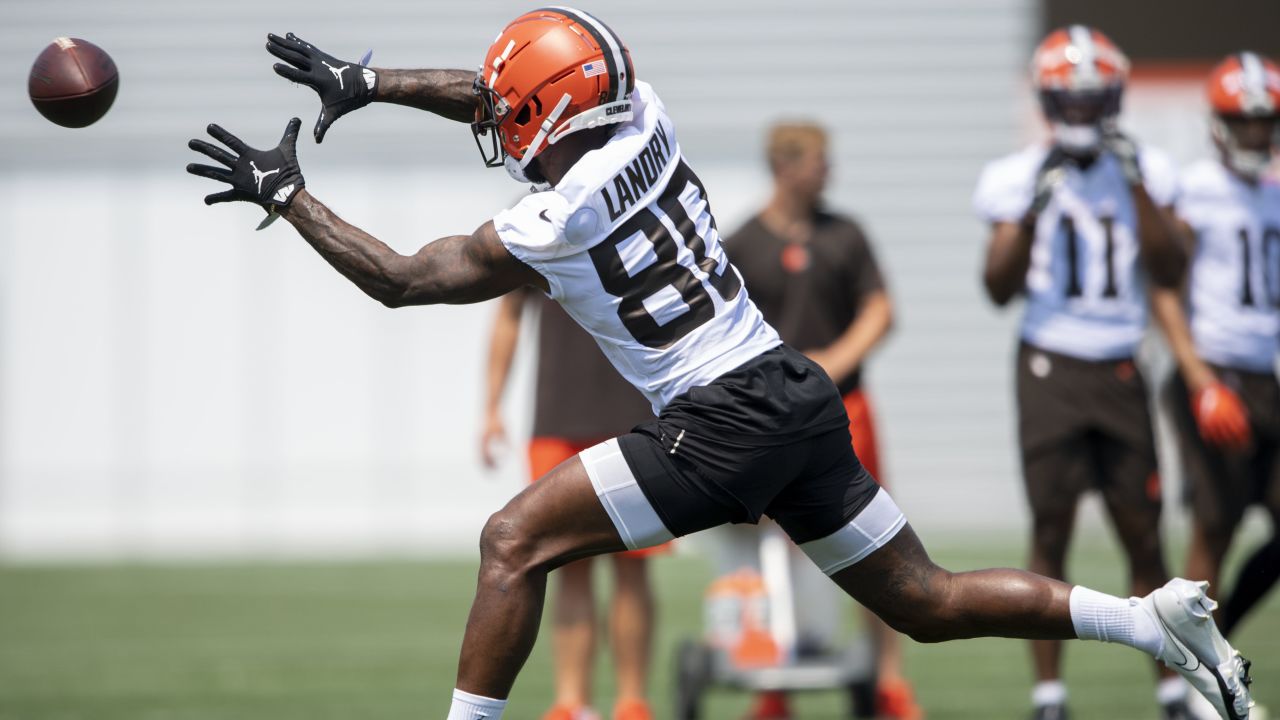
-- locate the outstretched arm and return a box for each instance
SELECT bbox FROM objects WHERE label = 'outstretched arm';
[373,69,477,123]
[187,119,543,304]
[280,190,548,307]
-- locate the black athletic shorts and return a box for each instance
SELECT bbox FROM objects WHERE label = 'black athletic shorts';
[616,344,881,545]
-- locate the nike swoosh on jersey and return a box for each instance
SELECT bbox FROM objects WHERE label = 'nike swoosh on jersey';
[538,209,552,223]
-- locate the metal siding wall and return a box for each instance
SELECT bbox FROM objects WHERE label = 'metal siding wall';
[0,0,1036,557]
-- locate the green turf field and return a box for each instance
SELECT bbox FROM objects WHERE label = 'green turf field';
[1,534,1275,720]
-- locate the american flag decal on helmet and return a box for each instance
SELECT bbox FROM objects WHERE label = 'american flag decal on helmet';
[582,61,606,78]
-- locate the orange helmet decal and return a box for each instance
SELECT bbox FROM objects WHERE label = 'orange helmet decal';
[1032,25,1129,92]
[1208,52,1280,117]
[471,6,636,182]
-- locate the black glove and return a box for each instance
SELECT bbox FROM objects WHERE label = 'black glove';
[267,32,375,143]
[1028,145,1069,218]
[186,117,305,211]
[1103,128,1143,186]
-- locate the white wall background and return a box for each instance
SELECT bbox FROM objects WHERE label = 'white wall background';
[2,0,1230,559]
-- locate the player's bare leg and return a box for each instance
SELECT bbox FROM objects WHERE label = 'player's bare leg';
[551,559,597,712]
[1026,497,1078,688]
[610,554,654,713]
[831,524,1077,644]
[819,514,1251,719]
[1186,520,1233,618]
[453,456,627,711]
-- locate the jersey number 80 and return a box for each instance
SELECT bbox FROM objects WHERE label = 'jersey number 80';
[589,161,742,348]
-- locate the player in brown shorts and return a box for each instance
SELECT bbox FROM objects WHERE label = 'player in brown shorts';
[187,11,1254,719]
[974,26,1192,720]
[725,122,921,720]
[1150,53,1280,698]
[482,288,663,720]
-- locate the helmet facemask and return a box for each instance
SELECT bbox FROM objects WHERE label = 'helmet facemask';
[1039,85,1123,156]
[471,73,509,169]
[1211,113,1279,181]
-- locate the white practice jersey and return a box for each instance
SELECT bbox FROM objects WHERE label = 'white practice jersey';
[1176,159,1280,372]
[973,143,1177,360]
[494,81,781,411]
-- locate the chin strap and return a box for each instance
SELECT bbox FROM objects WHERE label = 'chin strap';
[517,93,574,174]
[506,94,636,183]
[548,99,633,144]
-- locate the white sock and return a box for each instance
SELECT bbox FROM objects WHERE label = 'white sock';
[1156,677,1188,705]
[1032,680,1067,707]
[1068,586,1163,657]
[447,689,507,720]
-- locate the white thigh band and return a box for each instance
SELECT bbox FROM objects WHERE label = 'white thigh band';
[579,439,675,550]
[799,488,907,575]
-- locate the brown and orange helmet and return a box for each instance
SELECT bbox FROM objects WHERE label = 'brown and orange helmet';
[472,7,636,183]
[1206,52,1280,180]
[1031,26,1129,153]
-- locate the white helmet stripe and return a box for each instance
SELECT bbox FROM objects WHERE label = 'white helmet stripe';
[488,39,516,88]
[1240,52,1275,113]
[1068,24,1100,86]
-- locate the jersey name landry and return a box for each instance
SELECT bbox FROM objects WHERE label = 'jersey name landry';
[492,81,782,411]
[600,121,672,221]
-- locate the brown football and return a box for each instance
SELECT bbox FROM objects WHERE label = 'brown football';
[28,37,119,128]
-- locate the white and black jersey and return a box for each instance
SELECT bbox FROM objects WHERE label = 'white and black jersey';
[973,143,1178,360]
[494,81,781,411]
[1176,159,1280,372]
[499,80,893,571]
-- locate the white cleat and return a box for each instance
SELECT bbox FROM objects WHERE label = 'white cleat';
[1139,579,1254,720]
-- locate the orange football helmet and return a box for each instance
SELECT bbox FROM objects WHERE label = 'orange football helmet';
[1031,25,1129,153]
[472,7,636,183]
[1207,52,1280,180]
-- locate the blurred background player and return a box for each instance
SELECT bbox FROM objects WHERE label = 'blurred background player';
[1152,51,1280,716]
[973,26,1191,720]
[481,287,661,720]
[721,122,921,720]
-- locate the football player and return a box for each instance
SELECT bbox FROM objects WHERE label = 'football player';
[481,287,661,720]
[186,10,1253,720]
[972,26,1194,720]
[1152,50,1280,657]
[724,121,920,720]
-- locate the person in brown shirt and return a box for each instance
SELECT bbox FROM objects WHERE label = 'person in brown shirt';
[481,287,663,720]
[724,122,917,720]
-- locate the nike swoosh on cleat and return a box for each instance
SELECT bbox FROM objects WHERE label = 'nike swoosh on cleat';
[1156,604,1247,720]
[538,209,552,223]
[1153,605,1198,672]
